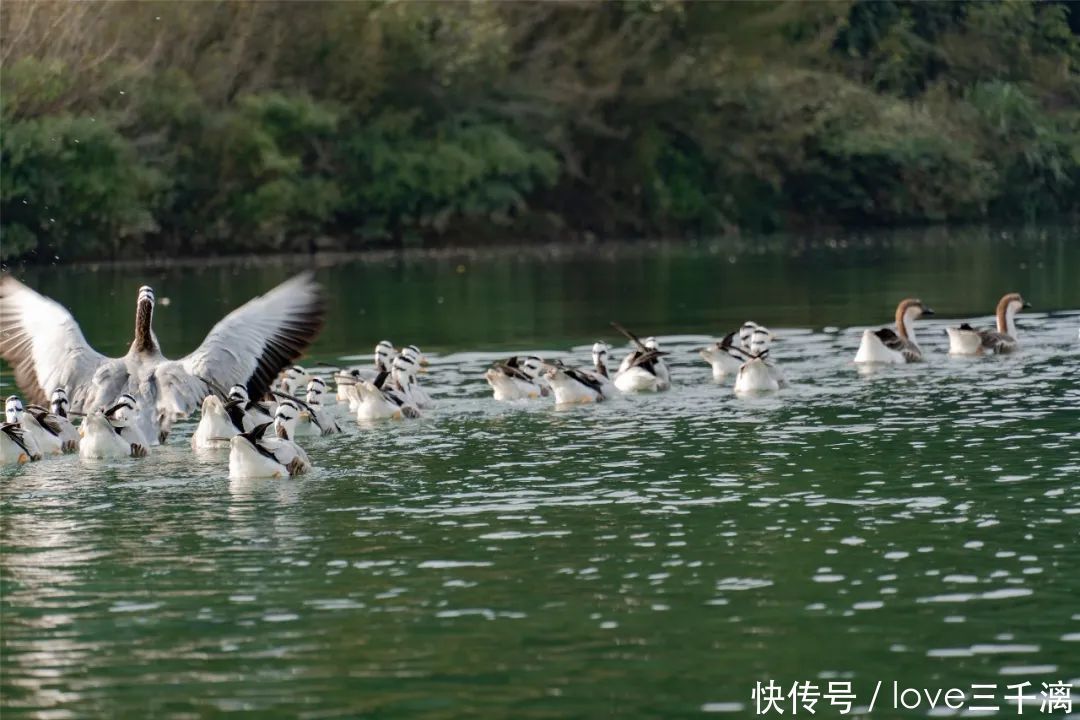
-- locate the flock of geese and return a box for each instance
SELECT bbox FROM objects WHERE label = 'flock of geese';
[0,274,1031,478]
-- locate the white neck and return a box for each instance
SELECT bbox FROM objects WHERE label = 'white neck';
[901,307,921,346]
[1003,306,1018,337]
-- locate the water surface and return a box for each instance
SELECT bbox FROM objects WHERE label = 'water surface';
[2,226,1079,718]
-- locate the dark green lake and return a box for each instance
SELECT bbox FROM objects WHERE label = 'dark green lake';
[2,226,1078,718]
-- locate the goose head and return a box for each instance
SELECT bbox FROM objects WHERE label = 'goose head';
[591,342,611,376]
[283,365,309,395]
[228,385,250,404]
[520,356,544,380]
[104,393,139,428]
[132,285,158,354]
[749,326,772,358]
[5,395,25,424]
[739,321,759,352]
[274,400,300,440]
[375,341,395,372]
[391,353,418,387]
[49,388,70,418]
[643,337,661,351]
[305,378,327,407]
[896,298,934,340]
[402,344,427,368]
[996,292,1030,335]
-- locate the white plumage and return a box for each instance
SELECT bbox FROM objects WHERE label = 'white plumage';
[0,274,324,445]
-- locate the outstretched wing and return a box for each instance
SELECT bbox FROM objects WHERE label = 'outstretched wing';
[181,273,325,402]
[0,275,109,407]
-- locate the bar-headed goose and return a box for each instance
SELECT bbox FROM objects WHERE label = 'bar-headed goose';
[294,379,341,437]
[49,388,81,452]
[700,321,757,380]
[734,326,786,394]
[611,323,671,393]
[0,273,324,445]
[191,395,246,450]
[102,393,151,456]
[228,421,312,479]
[946,292,1030,356]
[485,356,550,401]
[588,342,618,397]
[397,346,432,407]
[79,407,148,459]
[347,370,421,421]
[1,421,39,464]
[227,384,274,431]
[854,298,934,364]
[543,360,612,405]
[5,395,62,456]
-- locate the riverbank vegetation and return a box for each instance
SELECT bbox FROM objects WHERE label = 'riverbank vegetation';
[2,1,1078,261]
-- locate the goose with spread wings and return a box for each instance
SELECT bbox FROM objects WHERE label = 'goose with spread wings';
[0,273,325,445]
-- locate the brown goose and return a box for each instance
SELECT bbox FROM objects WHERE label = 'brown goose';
[854,298,935,364]
[946,293,1030,355]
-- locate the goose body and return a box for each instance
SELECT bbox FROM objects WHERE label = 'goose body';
[100,393,151,456]
[854,298,934,364]
[544,360,611,405]
[1,423,39,464]
[48,388,80,452]
[79,411,146,459]
[610,325,671,393]
[335,340,395,403]
[0,274,324,445]
[734,326,786,394]
[734,359,781,393]
[228,422,312,479]
[5,396,63,456]
[701,322,758,380]
[946,293,1029,356]
[397,346,432,408]
[485,356,549,401]
[191,395,245,449]
[294,379,341,437]
[349,375,421,421]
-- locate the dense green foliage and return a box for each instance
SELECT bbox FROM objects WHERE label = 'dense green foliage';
[1,1,1077,261]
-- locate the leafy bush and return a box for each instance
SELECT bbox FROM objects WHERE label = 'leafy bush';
[0,115,160,260]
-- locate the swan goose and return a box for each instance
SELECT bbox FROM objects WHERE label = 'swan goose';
[854,298,934,364]
[946,293,1030,355]
[0,273,324,445]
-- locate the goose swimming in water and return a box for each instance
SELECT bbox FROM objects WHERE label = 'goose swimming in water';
[347,368,421,421]
[49,388,81,452]
[79,400,149,459]
[853,298,934,364]
[101,393,151,456]
[946,293,1030,356]
[228,420,312,479]
[0,273,324,445]
[588,342,618,397]
[1,422,38,464]
[191,395,246,450]
[334,340,396,403]
[700,321,758,380]
[293,378,341,437]
[5,395,62,457]
[397,346,432,407]
[543,360,612,405]
[227,384,274,431]
[734,326,786,394]
[484,356,550,401]
[611,323,671,393]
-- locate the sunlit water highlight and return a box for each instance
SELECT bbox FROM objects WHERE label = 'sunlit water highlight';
[2,229,1079,718]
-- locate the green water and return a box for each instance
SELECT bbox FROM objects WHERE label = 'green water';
[2,226,1079,718]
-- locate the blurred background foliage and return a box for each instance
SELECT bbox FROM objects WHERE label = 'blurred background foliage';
[1,0,1077,261]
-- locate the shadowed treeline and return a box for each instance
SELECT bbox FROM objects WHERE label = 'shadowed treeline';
[1,1,1078,262]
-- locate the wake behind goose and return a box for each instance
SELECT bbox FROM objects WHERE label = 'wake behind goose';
[0,273,325,445]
